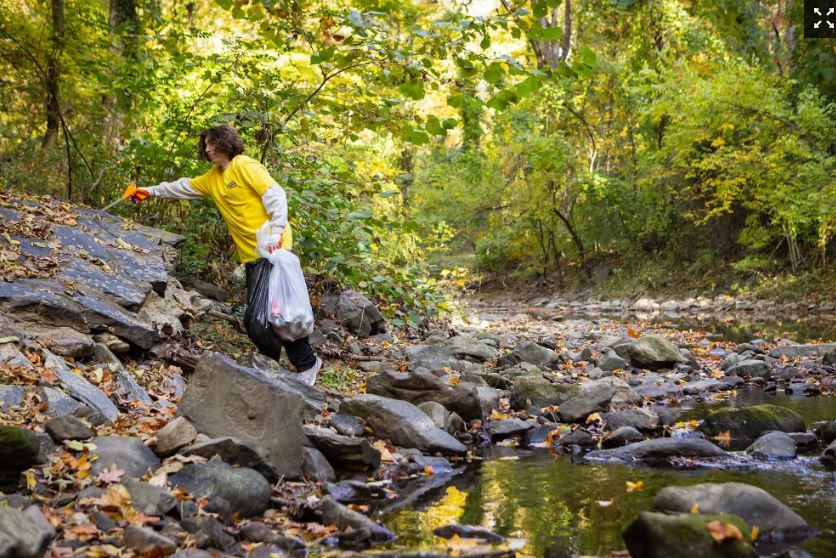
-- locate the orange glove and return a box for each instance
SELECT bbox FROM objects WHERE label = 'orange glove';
[122,184,150,204]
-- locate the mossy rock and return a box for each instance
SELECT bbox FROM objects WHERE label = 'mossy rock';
[623,511,757,558]
[509,376,579,410]
[0,425,40,487]
[698,405,804,439]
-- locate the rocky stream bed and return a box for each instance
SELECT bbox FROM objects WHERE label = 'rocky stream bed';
[1,192,835,558]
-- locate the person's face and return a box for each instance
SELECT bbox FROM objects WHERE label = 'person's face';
[205,138,230,166]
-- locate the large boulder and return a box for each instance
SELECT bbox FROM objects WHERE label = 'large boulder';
[726,360,771,380]
[652,482,812,539]
[319,289,385,338]
[697,405,804,440]
[89,436,160,477]
[367,368,493,420]
[510,376,579,410]
[0,505,56,558]
[237,352,329,418]
[340,394,467,455]
[170,461,271,518]
[0,426,39,488]
[627,335,688,370]
[623,512,757,558]
[177,352,306,479]
[585,438,727,463]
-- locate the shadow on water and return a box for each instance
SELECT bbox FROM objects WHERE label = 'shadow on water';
[628,314,835,344]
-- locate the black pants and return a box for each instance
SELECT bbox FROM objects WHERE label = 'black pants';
[244,258,317,371]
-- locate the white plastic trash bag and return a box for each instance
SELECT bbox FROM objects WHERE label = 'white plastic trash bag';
[256,222,315,341]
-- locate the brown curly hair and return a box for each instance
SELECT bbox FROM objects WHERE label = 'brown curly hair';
[198,124,245,162]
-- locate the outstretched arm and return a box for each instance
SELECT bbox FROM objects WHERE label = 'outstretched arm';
[144,178,206,200]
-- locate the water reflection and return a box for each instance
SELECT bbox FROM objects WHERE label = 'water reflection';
[380,448,836,557]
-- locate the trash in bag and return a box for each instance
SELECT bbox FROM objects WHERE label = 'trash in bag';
[252,222,315,341]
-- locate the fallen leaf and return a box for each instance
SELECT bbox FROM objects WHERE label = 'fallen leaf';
[713,431,731,444]
[706,520,744,544]
[626,480,644,493]
[424,465,434,476]
[97,463,126,484]
[750,525,759,541]
[690,503,700,514]
[586,412,602,423]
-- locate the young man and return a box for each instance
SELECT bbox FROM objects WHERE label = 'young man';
[129,124,322,385]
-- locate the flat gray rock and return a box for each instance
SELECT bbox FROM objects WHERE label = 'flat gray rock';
[170,461,271,518]
[340,394,467,455]
[0,505,56,558]
[585,437,727,462]
[627,335,688,369]
[746,431,797,459]
[43,350,119,421]
[89,436,159,477]
[367,367,487,420]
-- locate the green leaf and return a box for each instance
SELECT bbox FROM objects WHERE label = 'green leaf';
[216,0,232,9]
[348,210,373,220]
[231,5,245,18]
[487,89,518,111]
[480,34,491,49]
[399,81,425,100]
[447,94,466,109]
[442,117,457,129]
[579,46,597,67]
[484,62,504,84]
[515,75,542,97]
[426,115,444,136]
[311,47,335,64]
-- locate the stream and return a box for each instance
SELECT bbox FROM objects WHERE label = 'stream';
[377,312,836,557]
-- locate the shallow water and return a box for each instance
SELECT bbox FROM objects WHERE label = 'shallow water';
[379,393,836,556]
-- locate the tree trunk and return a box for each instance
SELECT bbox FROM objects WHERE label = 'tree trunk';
[42,0,64,148]
[105,0,138,144]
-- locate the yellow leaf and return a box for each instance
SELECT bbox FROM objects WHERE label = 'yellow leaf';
[424,466,434,477]
[750,525,759,541]
[23,470,36,490]
[586,412,602,423]
[626,480,644,493]
[706,520,743,544]
[713,431,731,444]
[690,503,699,514]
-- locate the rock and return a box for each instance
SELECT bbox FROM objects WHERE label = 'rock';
[522,424,560,447]
[603,409,659,432]
[114,368,153,405]
[89,436,160,476]
[602,426,644,448]
[508,342,562,369]
[823,348,836,366]
[433,524,504,544]
[445,335,500,362]
[30,326,94,358]
[0,384,25,411]
[558,385,616,422]
[418,401,450,430]
[813,420,836,444]
[237,352,329,418]
[652,482,812,539]
[0,505,56,558]
[622,511,757,558]
[93,333,130,354]
[44,415,94,442]
[0,426,39,488]
[121,476,176,516]
[367,368,489,420]
[404,344,484,374]
[181,275,229,302]
[510,376,580,410]
[787,431,817,449]
[726,360,771,379]
[627,335,688,369]
[768,343,836,359]
[302,447,336,482]
[43,350,119,421]
[583,377,640,406]
[585,438,727,462]
[318,496,395,543]
[330,414,366,437]
[821,440,836,469]
[697,405,805,439]
[182,437,277,483]
[599,351,628,371]
[181,515,237,551]
[153,417,198,457]
[340,394,467,455]
[555,429,596,448]
[320,289,385,337]
[170,461,271,518]
[486,418,534,440]
[682,379,727,395]
[745,431,797,459]
[124,525,176,556]
[37,386,83,417]
[303,425,381,470]
[178,352,305,479]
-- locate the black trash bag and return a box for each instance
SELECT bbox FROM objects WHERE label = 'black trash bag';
[243,258,284,362]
